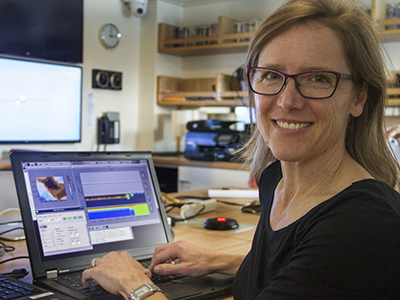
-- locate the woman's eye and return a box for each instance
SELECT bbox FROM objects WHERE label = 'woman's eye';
[310,73,332,83]
[313,75,326,82]
[265,72,281,80]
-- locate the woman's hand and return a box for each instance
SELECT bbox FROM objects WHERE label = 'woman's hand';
[149,241,243,277]
[81,251,157,299]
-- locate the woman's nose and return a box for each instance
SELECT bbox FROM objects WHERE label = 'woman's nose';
[276,78,305,111]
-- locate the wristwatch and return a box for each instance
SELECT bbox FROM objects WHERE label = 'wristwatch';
[128,283,163,300]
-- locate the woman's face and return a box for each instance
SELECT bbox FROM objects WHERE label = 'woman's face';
[255,23,366,163]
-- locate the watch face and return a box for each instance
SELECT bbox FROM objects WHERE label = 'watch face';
[101,24,121,49]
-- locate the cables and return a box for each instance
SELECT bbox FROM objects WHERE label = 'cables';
[0,268,29,279]
[0,221,22,226]
[216,199,243,206]
[0,241,15,253]
[0,209,25,241]
[0,257,30,265]
[0,227,24,242]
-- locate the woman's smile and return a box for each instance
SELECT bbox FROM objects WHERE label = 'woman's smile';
[274,120,312,130]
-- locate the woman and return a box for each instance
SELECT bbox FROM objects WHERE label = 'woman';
[82,0,400,299]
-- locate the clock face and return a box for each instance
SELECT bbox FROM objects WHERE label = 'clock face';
[100,24,121,49]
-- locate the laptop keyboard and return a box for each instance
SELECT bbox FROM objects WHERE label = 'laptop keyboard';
[53,260,185,297]
[53,273,109,298]
[0,276,49,300]
[141,259,185,284]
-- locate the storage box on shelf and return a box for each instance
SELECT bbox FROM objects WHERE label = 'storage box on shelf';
[158,16,259,56]
[157,74,248,107]
[371,0,400,42]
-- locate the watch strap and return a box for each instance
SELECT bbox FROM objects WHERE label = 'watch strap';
[128,283,163,300]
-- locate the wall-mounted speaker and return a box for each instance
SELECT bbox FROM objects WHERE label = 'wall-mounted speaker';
[92,69,122,90]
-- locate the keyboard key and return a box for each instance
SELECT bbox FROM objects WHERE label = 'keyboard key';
[1,293,22,299]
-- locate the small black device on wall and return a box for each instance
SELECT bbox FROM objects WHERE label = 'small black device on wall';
[98,112,120,144]
[92,69,122,90]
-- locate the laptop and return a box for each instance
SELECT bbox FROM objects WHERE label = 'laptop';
[0,274,74,300]
[10,151,233,300]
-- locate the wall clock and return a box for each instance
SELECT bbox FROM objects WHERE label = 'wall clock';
[99,23,121,49]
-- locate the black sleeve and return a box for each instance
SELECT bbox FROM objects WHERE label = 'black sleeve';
[256,192,400,300]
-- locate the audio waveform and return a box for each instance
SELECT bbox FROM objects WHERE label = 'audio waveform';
[85,193,146,208]
[86,192,144,201]
[87,203,150,220]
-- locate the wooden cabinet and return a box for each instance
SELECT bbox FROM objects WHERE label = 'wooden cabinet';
[177,166,250,192]
[153,156,250,193]
[157,74,248,107]
[158,16,258,56]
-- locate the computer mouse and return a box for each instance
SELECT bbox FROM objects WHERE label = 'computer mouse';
[240,200,261,215]
[204,217,239,230]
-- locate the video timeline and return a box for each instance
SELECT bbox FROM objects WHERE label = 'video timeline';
[85,193,150,220]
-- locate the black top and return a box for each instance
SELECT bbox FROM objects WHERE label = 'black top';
[232,161,400,299]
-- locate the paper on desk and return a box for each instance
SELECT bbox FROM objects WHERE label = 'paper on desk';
[208,188,259,199]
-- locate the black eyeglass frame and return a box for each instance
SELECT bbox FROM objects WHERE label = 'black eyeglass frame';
[246,67,354,100]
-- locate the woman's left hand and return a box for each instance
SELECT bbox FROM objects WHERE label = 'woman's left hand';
[81,251,153,299]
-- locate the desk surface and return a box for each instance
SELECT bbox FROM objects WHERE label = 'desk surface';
[153,156,249,171]
[0,160,10,170]
[0,191,259,299]
[0,156,248,171]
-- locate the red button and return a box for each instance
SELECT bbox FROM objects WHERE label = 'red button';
[217,217,226,222]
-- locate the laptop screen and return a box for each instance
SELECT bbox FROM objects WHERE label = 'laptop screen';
[11,152,171,276]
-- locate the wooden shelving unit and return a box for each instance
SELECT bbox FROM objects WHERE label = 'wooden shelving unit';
[158,16,256,56]
[156,0,400,109]
[386,70,400,107]
[157,74,248,107]
[371,0,400,42]
[386,88,400,106]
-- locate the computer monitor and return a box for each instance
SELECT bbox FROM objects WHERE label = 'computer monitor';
[0,56,82,143]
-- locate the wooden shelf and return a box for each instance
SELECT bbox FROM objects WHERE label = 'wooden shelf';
[371,0,400,42]
[387,99,400,106]
[158,16,257,56]
[387,88,400,96]
[387,87,400,107]
[157,74,248,107]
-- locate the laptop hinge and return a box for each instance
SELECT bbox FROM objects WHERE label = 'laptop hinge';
[46,269,58,279]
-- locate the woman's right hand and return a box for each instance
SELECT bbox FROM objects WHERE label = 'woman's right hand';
[148,241,243,277]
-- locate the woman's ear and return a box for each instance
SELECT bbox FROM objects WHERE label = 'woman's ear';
[350,83,368,118]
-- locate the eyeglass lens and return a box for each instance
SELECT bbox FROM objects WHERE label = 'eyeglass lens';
[249,68,338,99]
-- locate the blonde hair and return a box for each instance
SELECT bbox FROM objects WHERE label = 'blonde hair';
[240,0,400,188]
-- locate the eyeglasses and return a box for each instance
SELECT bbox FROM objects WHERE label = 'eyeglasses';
[246,67,354,99]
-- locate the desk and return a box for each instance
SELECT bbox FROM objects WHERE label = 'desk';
[0,156,247,172]
[0,191,259,298]
[167,190,258,256]
[153,156,247,171]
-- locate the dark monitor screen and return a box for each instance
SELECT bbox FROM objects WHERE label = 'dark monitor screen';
[0,56,82,143]
[0,0,83,63]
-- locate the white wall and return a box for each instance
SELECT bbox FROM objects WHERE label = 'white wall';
[153,2,184,152]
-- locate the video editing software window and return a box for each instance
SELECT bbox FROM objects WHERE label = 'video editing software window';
[20,159,166,258]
